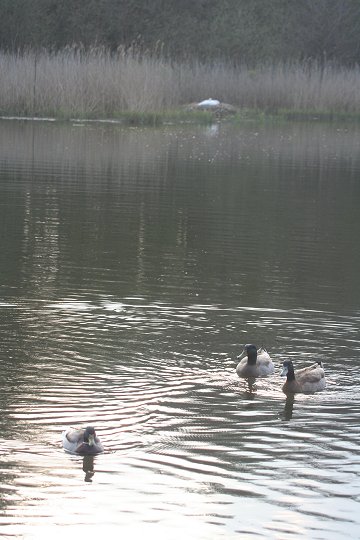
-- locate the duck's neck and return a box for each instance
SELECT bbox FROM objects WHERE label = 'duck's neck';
[286,364,295,381]
[247,350,257,365]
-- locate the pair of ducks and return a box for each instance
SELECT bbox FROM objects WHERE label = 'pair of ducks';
[236,344,326,394]
[63,344,326,456]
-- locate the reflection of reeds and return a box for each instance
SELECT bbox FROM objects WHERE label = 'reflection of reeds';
[1,120,359,177]
[1,47,360,117]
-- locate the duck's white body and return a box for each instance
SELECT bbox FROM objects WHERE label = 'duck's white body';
[236,345,274,378]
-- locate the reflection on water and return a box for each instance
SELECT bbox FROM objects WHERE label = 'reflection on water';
[0,119,360,538]
[82,455,95,483]
[283,394,295,421]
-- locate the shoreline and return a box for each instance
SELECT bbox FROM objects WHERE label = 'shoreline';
[1,50,360,125]
[1,108,360,127]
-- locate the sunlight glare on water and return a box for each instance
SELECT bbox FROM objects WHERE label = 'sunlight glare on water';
[0,119,360,539]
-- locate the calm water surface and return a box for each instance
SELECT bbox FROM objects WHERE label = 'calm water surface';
[0,119,360,539]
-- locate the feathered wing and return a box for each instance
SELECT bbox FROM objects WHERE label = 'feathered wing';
[257,349,275,375]
[62,430,76,452]
[62,428,86,453]
[64,428,84,444]
[296,363,326,391]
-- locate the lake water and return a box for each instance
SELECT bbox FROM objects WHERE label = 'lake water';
[0,118,360,539]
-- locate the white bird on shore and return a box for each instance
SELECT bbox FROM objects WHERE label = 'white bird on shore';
[197,98,220,109]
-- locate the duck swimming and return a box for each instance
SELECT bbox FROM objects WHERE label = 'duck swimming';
[236,344,274,378]
[281,360,326,394]
[62,426,104,455]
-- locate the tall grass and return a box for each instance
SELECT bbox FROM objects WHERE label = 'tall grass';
[1,47,360,118]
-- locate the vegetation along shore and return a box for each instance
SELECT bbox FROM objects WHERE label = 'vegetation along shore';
[1,1,360,124]
[1,47,360,124]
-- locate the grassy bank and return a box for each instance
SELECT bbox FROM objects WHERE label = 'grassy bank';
[1,47,360,121]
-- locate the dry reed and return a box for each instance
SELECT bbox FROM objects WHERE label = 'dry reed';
[1,47,360,117]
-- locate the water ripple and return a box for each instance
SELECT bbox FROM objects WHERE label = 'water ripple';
[0,296,359,538]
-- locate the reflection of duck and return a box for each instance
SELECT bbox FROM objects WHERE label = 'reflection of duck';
[83,455,95,482]
[236,344,274,378]
[281,360,326,394]
[62,426,104,455]
[243,379,257,399]
[283,394,295,420]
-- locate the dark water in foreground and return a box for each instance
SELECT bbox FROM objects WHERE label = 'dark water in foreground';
[0,119,360,539]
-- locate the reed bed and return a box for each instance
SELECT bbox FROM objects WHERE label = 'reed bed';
[1,47,360,118]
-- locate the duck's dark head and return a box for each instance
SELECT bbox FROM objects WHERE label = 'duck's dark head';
[245,344,258,364]
[84,426,96,446]
[281,360,295,379]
